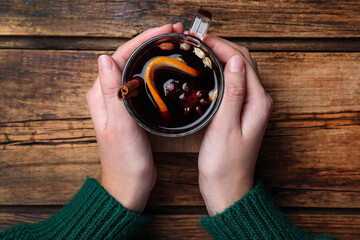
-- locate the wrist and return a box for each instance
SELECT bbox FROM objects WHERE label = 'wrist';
[100,155,156,213]
[101,176,146,213]
[101,167,156,213]
[199,174,254,216]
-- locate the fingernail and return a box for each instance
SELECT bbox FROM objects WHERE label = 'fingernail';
[229,55,244,73]
[98,55,113,70]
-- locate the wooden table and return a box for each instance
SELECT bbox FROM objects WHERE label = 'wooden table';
[1,1,359,239]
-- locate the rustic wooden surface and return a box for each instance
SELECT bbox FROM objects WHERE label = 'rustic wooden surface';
[1,1,360,239]
[1,208,360,239]
[1,1,359,37]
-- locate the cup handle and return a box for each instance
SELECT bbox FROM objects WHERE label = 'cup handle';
[188,9,212,40]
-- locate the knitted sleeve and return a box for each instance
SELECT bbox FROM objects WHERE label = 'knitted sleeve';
[201,181,335,240]
[0,178,148,240]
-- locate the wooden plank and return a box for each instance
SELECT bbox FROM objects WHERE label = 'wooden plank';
[1,1,360,38]
[1,50,359,122]
[0,150,359,207]
[1,111,359,154]
[1,36,360,52]
[0,50,99,123]
[0,208,359,239]
[1,112,359,169]
[0,50,359,152]
[0,206,61,230]
[271,189,360,209]
[139,213,360,240]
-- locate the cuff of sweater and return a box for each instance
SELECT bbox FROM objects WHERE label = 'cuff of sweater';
[40,177,147,239]
[200,181,312,240]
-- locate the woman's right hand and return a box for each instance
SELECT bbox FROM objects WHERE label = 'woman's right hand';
[198,35,273,216]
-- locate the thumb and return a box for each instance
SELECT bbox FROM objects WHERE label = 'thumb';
[215,55,246,127]
[98,55,129,125]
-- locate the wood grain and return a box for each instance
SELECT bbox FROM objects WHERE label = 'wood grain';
[0,150,359,207]
[140,213,360,240]
[0,50,359,206]
[0,208,359,239]
[1,1,359,239]
[1,36,360,52]
[1,50,359,123]
[0,50,359,152]
[1,1,360,38]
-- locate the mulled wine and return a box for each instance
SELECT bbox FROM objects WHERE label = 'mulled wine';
[121,33,224,137]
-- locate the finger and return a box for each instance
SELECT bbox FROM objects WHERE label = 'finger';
[173,22,184,33]
[112,23,175,71]
[252,58,259,74]
[98,55,131,125]
[86,77,107,131]
[241,90,273,139]
[204,35,256,71]
[203,35,265,99]
[214,55,246,128]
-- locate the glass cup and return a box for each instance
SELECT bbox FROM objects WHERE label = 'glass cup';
[121,11,224,137]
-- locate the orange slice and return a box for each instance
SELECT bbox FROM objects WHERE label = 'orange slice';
[146,57,201,120]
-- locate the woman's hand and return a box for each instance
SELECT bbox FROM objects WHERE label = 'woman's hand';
[198,35,273,216]
[86,23,185,213]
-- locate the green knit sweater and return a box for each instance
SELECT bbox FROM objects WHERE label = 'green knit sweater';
[201,181,334,240]
[0,179,334,240]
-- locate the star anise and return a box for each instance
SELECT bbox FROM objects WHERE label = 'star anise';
[179,86,211,116]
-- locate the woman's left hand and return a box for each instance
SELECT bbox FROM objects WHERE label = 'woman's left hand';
[86,23,184,213]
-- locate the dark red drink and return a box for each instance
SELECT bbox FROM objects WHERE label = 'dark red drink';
[122,33,224,136]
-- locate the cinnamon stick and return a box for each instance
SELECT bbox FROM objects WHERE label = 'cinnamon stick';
[118,77,142,101]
